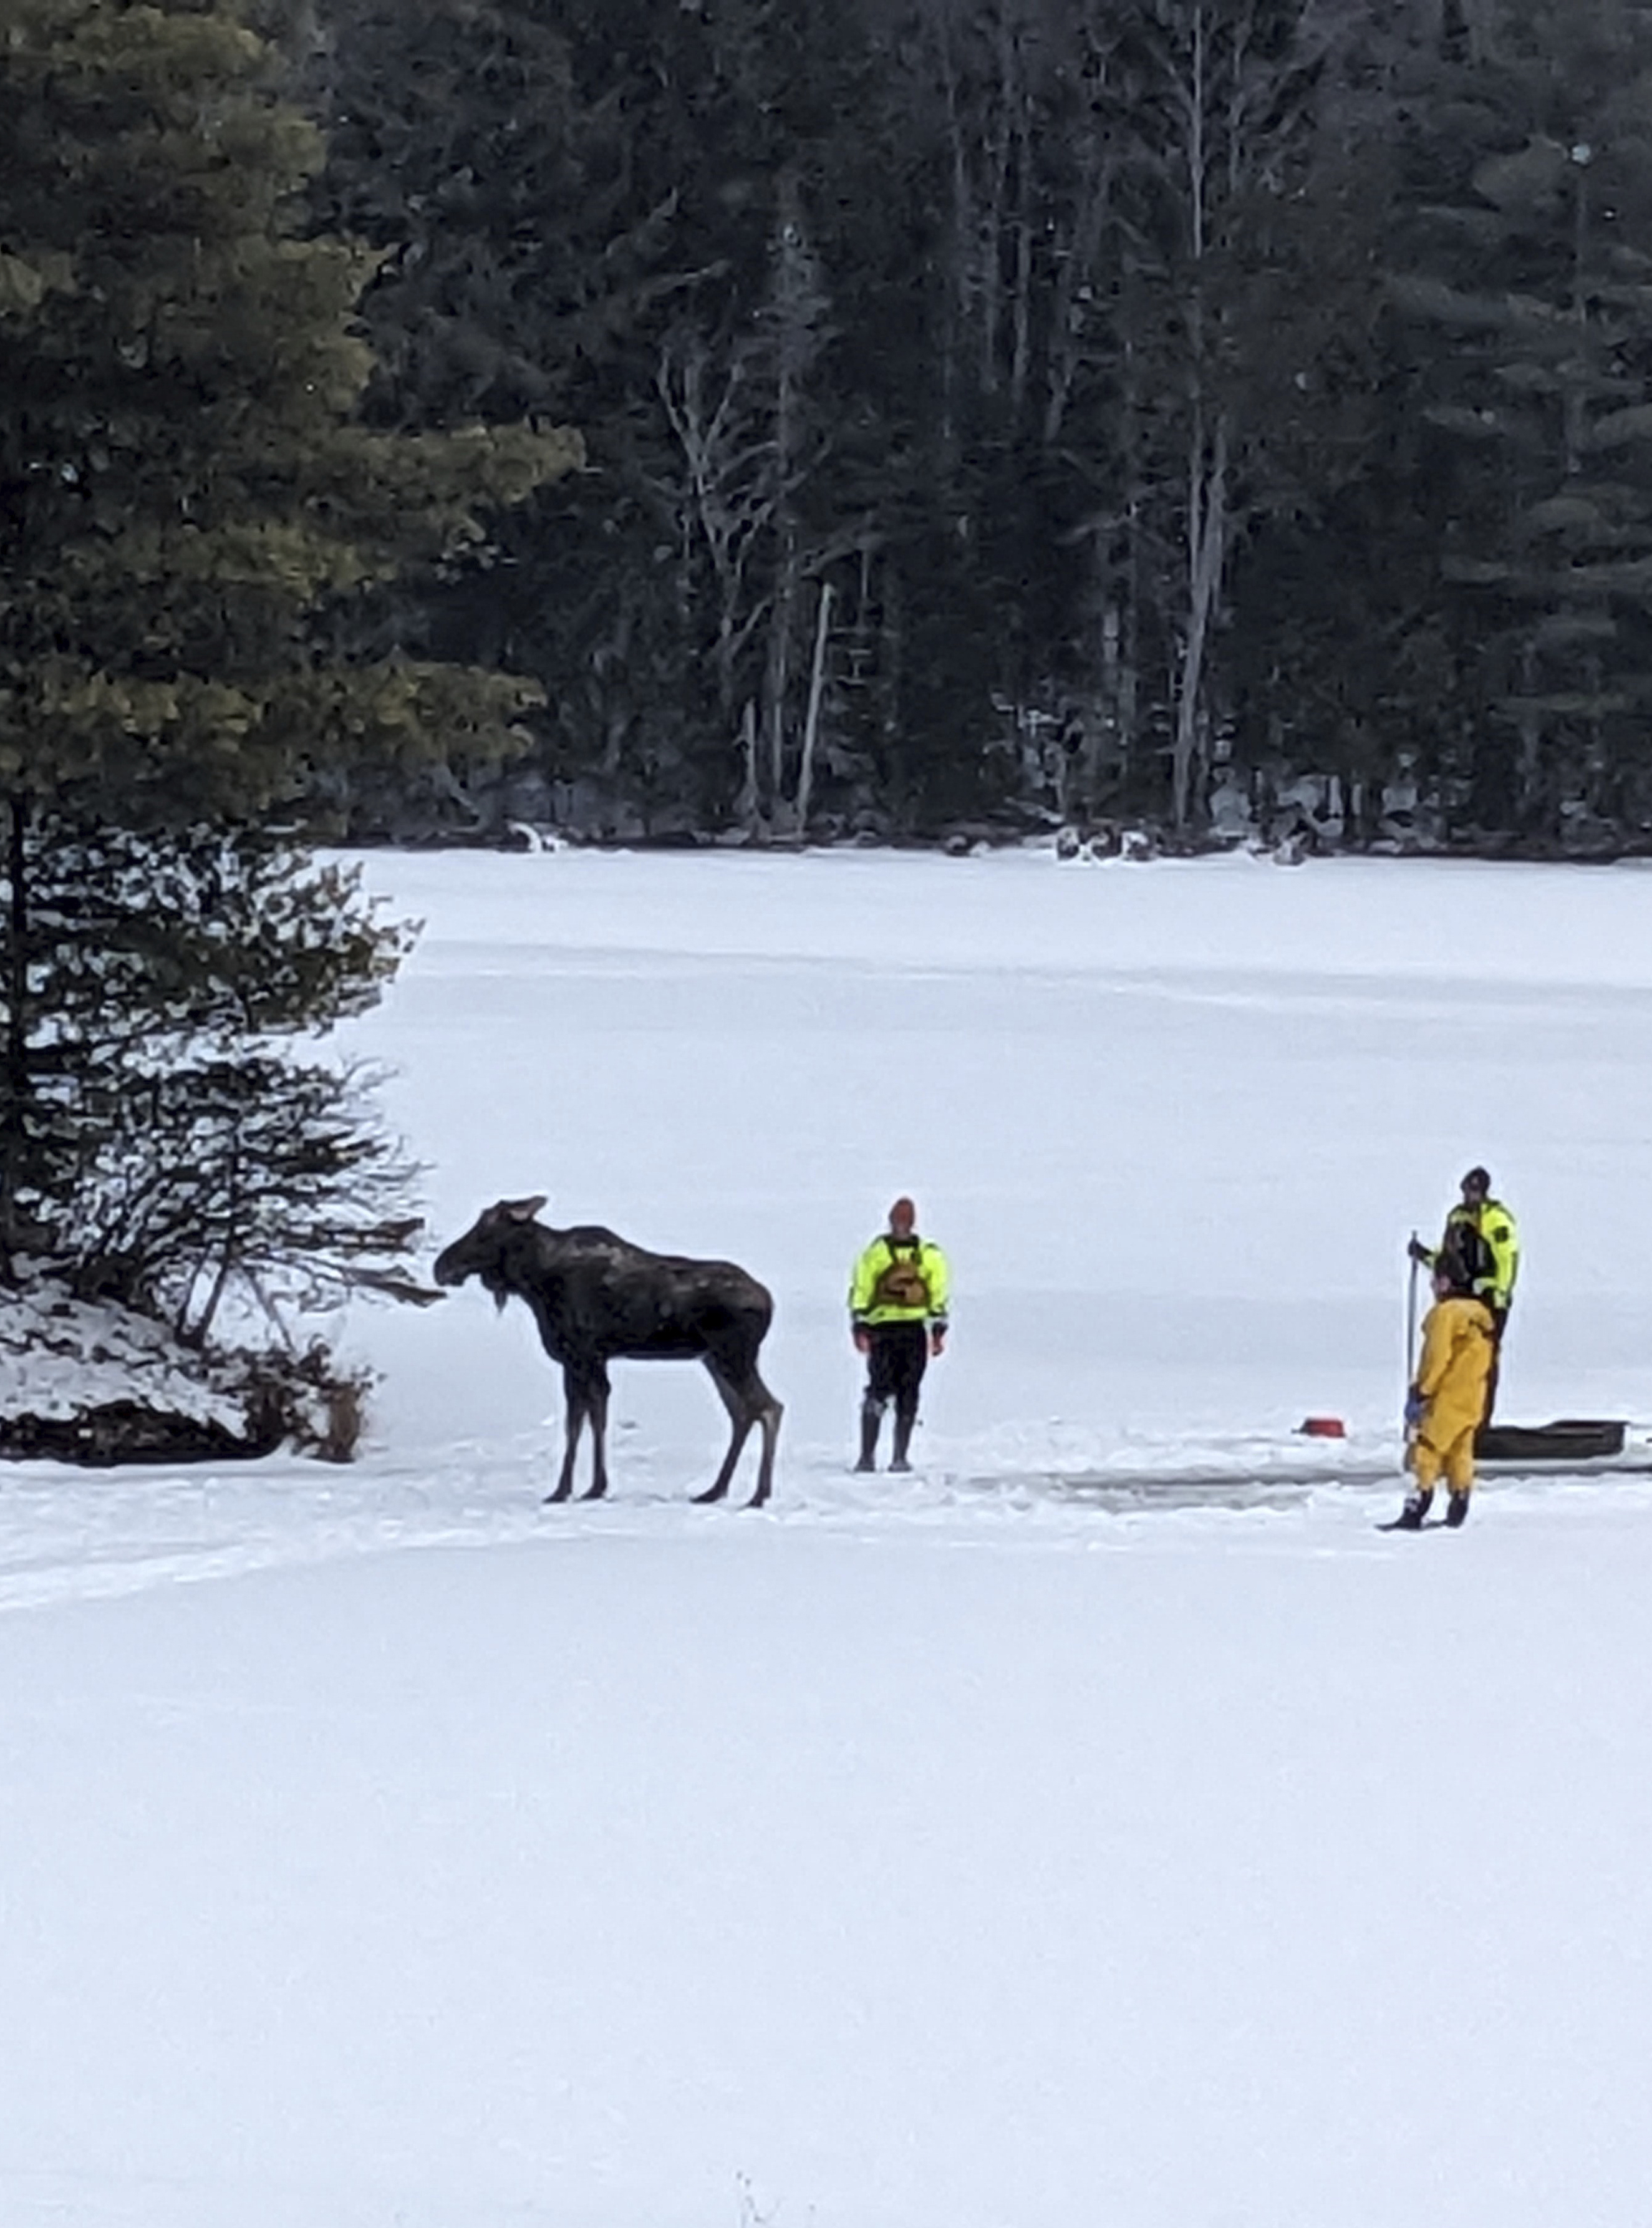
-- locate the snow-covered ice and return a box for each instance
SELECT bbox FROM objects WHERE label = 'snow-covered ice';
[5,845,1652,2227]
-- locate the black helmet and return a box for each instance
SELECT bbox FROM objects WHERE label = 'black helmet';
[1461,1165,1491,1195]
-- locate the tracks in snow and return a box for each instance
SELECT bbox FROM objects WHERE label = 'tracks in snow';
[6,1438,1652,1613]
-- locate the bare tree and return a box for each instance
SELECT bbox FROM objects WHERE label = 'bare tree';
[758,169,834,831]
[655,326,782,744]
[652,168,861,838]
[1103,0,1332,825]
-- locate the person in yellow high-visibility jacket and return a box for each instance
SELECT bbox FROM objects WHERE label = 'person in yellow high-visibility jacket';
[848,1196,950,1473]
[1407,1166,1519,1419]
[1392,1262,1495,1529]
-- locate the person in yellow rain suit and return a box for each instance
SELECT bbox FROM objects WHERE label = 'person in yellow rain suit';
[1392,1253,1495,1529]
[1407,1166,1519,1419]
[849,1196,950,1473]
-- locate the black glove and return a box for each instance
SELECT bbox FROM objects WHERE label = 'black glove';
[1407,1238,1431,1266]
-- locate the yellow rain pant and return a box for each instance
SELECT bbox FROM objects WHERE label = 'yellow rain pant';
[1409,1423,1477,1494]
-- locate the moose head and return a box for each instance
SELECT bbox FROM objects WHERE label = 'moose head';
[432,1195,548,1307]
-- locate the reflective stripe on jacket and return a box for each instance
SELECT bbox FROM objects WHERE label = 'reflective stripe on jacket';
[849,1236,950,1328]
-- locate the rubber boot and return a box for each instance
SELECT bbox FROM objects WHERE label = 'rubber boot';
[1445,1490,1470,1528]
[889,1408,915,1473]
[1394,1488,1433,1530]
[854,1400,881,1473]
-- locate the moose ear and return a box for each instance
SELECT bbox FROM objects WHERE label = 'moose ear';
[505,1194,548,1223]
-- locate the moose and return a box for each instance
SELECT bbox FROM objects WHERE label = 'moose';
[432,1196,783,1507]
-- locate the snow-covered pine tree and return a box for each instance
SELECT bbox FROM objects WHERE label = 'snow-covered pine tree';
[10,823,417,1334]
[0,0,580,1437]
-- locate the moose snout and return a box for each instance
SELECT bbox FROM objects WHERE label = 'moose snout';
[431,1244,470,1287]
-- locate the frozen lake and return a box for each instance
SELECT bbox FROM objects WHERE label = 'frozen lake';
[4,845,1652,2228]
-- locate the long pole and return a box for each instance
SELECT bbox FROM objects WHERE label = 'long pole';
[1406,1232,1421,1383]
[1404,1232,1421,1466]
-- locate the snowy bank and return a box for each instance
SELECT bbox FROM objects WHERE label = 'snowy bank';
[0,1281,363,1464]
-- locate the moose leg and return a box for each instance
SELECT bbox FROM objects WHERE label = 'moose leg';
[578,1363,612,1500]
[745,1371,784,1509]
[546,1367,588,1503]
[690,1362,749,1504]
[693,1355,783,1509]
[751,1389,783,1508]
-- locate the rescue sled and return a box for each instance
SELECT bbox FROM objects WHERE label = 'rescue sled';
[1474,1418,1652,1472]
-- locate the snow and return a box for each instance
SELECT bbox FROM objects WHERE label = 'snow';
[6,845,1652,2227]
[0,1286,248,1430]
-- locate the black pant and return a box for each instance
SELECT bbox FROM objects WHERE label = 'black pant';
[865,1320,929,1426]
[1484,1305,1508,1422]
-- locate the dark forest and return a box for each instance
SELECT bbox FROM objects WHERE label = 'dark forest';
[303,0,1652,853]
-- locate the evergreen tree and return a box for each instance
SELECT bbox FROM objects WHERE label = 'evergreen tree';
[10,820,416,1330]
[1388,0,1652,838]
[0,0,580,1297]
[316,0,734,833]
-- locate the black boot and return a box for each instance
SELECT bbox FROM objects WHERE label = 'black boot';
[854,1400,881,1473]
[890,1410,915,1473]
[1393,1488,1433,1530]
[1445,1491,1470,1528]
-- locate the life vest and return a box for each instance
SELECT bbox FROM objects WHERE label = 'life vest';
[871,1239,931,1312]
[1439,1199,1519,1307]
[850,1233,950,1325]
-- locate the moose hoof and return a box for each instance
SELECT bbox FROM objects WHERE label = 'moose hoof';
[692,1481,730,1505]
[543,1484,574,1504]
[744,1487,771,1510]
[579,1481,609,1501]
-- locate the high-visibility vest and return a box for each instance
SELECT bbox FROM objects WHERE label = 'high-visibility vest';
[849,1235,950,1327]
[1426,1200,1519,1309]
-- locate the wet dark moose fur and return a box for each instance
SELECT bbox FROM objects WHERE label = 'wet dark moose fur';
[432,1196,783,1507]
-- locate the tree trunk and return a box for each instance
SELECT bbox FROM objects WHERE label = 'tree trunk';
[1042,138,1114,450]
[796,578,834,838]
[764,525,799,826]
[1173,415,1228,828]
[737,697,760,830]
[978,9,1016,395]
[1008,54,1035,427]
[928,0,973,461]
[1,792,31,1282]
[758,170,826,833]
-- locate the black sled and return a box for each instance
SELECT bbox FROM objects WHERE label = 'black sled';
[1474,1418,1628,1465]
